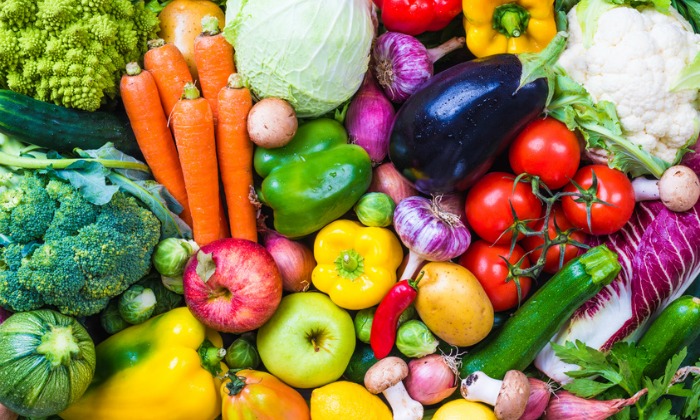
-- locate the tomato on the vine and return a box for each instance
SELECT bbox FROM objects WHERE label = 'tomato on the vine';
[520,204,588,274]
[458,240,532,312]
[508,117,581,190]
[561,165,636,235]
[464,172,543,245]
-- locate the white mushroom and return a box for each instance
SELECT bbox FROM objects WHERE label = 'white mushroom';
[364,356,423,420]
[632,165,700,212]
[247,97,298,149]
[460,370,530,420]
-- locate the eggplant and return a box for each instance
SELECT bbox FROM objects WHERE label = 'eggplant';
[389,35,567,194]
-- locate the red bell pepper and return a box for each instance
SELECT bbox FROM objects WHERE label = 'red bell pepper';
[370,273,423,359]
[374,0,462,36]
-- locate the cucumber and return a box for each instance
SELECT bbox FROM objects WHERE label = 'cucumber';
[459,245,621,379]
[0,89,140,157]
[637,295,700,379]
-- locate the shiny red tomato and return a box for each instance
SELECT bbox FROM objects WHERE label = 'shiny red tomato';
[464,172,543,245]
[509,117,581,190]
[520,204,589,274]
[561,165,635,235]
[458,240,532,312]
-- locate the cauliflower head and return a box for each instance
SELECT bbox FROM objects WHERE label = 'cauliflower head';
[558,0,700,164]
[0,0,159,111]
[0,172,161,316]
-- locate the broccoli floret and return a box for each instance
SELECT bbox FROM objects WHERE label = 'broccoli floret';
[0,0,159,111]
[0,174,161,317]
[0,172,56,243]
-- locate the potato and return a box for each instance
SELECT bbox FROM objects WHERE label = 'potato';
[414,261,494,347]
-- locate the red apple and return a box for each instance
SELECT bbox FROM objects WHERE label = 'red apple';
[183,238,283,333]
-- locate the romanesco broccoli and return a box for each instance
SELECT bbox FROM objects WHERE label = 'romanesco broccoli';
[0,0,160,111]
[0,172,161,316]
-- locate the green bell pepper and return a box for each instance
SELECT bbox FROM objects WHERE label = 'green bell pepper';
[254,118,372,238]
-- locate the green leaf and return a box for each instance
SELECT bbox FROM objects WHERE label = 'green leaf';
[642,348,688,411]
[81,143,151,181]
[645,398,677,420]
[671,51,700,91]
[564,377,619,398]
[672,0,700,33]
[682,361,700,418]
[576,0,618,47]
[610,342,649,393]
[51,161,119,206]
[552,340,625,384]
[196,252,216,283]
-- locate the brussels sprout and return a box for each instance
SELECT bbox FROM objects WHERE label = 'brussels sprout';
[118,285,157,324]
[224,335,261,370]
[138,273,184,315]
[353,192,396,227]
[354,307,375,344]
[396,320,439,358]
[398,305,417,326]
[152,238,198,278]
[100,300,129,335]
[161,275,184,295]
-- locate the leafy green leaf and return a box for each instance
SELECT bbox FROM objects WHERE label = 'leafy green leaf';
[610,342,649,394]
[107,173,193,240]
[196,252,216,283]
[50,161,119,206]
[564,377,619,398]
[683,361,700,418]
[671,51,700,91]
[552,340,625,385]
[672,0,700,33]
[81,143,151,181]
[645,398,676,420]
[641,348,687,412]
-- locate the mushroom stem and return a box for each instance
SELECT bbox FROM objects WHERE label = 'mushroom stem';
[631,177,659,202]
[383,381,424,420]
[460,371,502,406]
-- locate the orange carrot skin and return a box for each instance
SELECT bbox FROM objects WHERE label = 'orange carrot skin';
[194,32,235,123]
[144,41,193,117]
[216,79,257,242]
[119,66,193,227]
[171,87,222,246]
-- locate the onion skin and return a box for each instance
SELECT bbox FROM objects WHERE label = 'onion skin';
[373,32,465,103]
[345,72,395,165]
[520,378,552,420]
[544,389,647,420]
[0,307,10,324]
[262,230,315,292]
[393,196,471,263]
[404,354,458,405]
[368,162,419,205]
[435,193,467,226]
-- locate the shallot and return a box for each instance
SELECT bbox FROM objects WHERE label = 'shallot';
[544,389,647,420]
[261,229,315,292]
[393,195,471,279]
[345,72,395,165]
[373,32,465,103]
[368,162,418,205]
[404,353,460,405]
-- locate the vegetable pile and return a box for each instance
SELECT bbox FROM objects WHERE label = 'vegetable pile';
[0,0,699,419]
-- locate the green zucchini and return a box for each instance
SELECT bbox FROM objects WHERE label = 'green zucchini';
[637,295,700,379]
[0,89,141,157]
[459,245,621,379]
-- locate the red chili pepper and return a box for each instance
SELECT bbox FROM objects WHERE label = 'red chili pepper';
[370,273,423,359]
[375,0,463,36]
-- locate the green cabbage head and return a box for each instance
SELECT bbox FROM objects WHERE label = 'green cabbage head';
[224,0,374,117]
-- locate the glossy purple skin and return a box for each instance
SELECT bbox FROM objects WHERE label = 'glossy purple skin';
[373,32,433,103]
[393,196,471,262]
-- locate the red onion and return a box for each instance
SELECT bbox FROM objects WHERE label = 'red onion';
[368,162,418,205]
[404,353,459,405]
[0,403,17,420]
[373,32,465,103]
[345,72,395,165]
[544,389,647,420]
[434,193,467,226]
[393,195,471,279]
[0,307,11,325]
[521,378,553,420]
[261,229,315,292]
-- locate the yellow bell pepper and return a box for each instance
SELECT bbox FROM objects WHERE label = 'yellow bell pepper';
[312,220,404,310]
[462,0,557,57]
[60,307,225,420]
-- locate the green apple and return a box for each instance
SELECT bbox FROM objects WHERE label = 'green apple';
[256,292,356,388]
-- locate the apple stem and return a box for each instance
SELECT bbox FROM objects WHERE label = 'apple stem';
[198,339,227,376]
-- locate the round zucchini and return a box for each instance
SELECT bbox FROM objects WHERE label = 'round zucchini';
[0,310,96,417]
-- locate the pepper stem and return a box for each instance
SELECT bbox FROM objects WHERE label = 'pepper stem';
[36,325,81,368]
[225,371,248,396]
[334,249,365,280]
[492,3,530,38]
[198,339,227,377]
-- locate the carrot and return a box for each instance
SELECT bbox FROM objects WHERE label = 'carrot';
[194,15,235,124]
[144,38,194,118]
[216,74,258,242]
[119,62,193,227]
[171,82,222,246]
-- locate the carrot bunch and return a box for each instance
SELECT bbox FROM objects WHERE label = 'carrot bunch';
[120,16,258,246]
